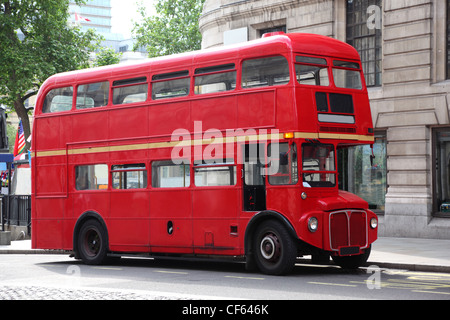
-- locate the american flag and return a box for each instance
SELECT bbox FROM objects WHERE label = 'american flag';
[13,120,25,156]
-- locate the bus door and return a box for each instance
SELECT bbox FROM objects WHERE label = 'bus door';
[149,161,193,253]
[109,163,150,252]
[192,157,239,253]
[242,143,266,212]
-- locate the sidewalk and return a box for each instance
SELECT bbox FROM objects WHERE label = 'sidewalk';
[368,237,450,273]
[1,237,450,273]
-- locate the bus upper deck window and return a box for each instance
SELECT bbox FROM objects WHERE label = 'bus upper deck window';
[242,56,290,88]
[42,87,74,113]
[194,64,236,95]
[295,56,330,87]
[152,71,190,100]
[332,60,362,90]
[77,81,109,109]
[112,77,148,105]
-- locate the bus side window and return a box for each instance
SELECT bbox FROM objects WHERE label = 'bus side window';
[152,71,190,100]
[194,159,236,187]
[77,81,110,109]
[268,143,298,185]
[75,164,108,190]
[152,160,190,188]
[112,77,148,105]
[42,87,74,113]
[194,64,236,95]
[241,56,290,88]
[111,164,147,189]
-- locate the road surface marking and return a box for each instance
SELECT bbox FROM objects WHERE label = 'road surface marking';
[155,270,189,275]
[225,276,265,280]
[309,281,357,287]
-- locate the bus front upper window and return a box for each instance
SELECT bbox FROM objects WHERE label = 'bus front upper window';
[302,144,336,188]
[332,60,363,90]
[295,56,330,87]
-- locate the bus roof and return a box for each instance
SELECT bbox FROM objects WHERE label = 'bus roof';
[38,33,360,91]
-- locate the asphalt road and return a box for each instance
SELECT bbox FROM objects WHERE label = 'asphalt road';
[1,254,449,302]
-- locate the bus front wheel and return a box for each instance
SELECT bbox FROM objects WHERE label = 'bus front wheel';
[253,220,297,275]
[77,219,108,265]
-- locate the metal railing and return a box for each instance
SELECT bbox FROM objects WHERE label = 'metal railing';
[1,195,31,235]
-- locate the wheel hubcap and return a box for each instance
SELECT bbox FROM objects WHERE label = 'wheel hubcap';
[85,229,101,257]
[260,233,281,262]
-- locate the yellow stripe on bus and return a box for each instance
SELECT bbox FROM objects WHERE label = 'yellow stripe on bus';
[32,132,374,158]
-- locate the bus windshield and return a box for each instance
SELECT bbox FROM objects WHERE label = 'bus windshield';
[332,60,362,89]
[302,143,336,188]
[295,56,363,90]
[295,56,330,86]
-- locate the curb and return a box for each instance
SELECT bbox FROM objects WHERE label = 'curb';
[0,249,67,255]
[366,261,450,274]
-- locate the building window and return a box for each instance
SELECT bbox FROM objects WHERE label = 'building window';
[259,25,286,37]
[433,128,450,217]
[346,0,382,87]
[338,131,387,213]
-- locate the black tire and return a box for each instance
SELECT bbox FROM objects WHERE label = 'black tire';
[77,219,108,265]
[331,245,371,270]
[253,220,297,275]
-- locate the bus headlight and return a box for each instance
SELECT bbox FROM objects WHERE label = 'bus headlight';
[370,217,378,229]
[308,217,318,232]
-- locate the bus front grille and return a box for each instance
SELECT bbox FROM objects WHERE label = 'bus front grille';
[329,210,367,251]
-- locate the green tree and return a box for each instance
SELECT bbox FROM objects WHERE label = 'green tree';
[133,0,206,58]
[0,0,101,150]
[93,47,122,67]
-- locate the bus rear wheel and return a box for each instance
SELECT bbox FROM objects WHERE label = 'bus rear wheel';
[253,220,297,275]
[77,219,108,265]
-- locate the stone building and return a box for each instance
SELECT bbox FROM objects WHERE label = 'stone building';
[199,0,450,239]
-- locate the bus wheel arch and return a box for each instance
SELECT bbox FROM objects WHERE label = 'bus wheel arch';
[73,212,109,265]
[244,211,298,275]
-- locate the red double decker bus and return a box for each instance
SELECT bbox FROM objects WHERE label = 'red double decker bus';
[31,32,377,275]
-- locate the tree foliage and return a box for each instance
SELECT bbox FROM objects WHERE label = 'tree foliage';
[133,0,206,58]
[0,0,101,149]
[93,47,122,67]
